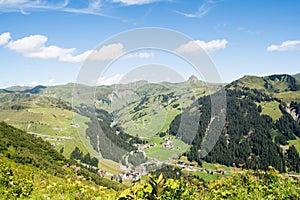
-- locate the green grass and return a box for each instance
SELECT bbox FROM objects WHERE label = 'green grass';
[187,161,233,182]
[160,109,181,132]
[270,129,281,142]
[259,101,282,121]
[115,103,180,138]
[274,91,300,103]
[288,137,300,154]
[98,158,123,175]
[104,79,219,139]
[201,161,232,172]
[118,107,173,138]
[145,135,189,161]
[0,155,118,199]
[191,171,230,182]
[0,107,99,159]
[236,75,267,90]
[236,75,296,93]
[0,110,42,122]
[229,75,300,104]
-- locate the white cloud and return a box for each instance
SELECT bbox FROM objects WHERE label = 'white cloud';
[267,40,300,52]
[0,0,27,4]
[30,81,41,86]
[0,0,111,17]
[63,44,152,63]
[88,43,124,61]
[111,0,162,5]
[59,50,92,63]
[0,0,27,3]
[2,32,126,63]
[47,78,55,84]
[98,74,124,85]
[176,39,228,54]
[124,52,154,59]
[0,33,132,63]
[175,0,221,18]
[27,45,75,59]
[6,34,76,60]
[0,32,11,45]
[6,34,48,53]
[30,78,55,86]
[88,0,101,9]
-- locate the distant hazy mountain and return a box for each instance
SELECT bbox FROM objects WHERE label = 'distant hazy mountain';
[5,85,31,92]
[294,73,300,81]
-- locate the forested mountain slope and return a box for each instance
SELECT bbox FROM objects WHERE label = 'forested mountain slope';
[170,74,300,172]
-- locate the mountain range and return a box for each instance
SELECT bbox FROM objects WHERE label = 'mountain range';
[0,73,300,174]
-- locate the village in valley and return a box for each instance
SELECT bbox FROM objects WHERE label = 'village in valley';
[31,121,229,182]
[93,135,229,182]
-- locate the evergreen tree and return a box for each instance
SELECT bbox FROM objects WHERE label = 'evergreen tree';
[91,157,99,167]
[82,153,92,165]
[70,147,83,160]
[287,145,300,172]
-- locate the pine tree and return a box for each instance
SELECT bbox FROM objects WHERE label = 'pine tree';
[287,145,300,172]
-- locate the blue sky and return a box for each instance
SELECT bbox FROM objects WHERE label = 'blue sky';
[0,0,299,87]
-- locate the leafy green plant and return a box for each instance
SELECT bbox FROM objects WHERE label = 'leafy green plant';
[0,163,34,198]
[118,174,197,200]
[118,166,300,200]
[200,166,300,200]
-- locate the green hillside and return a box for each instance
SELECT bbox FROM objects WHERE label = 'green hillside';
[2,77,223,142]
[100,78,222,163]
[0,122,125,199]
[0,93,99,159]
[258,101,282,121]
[1,74,300,176]
[231,74,300,93]
[119,168,300,199]
[229,74,300,103]
[169,80,300,173]
[105,78,222,137]
[294,73,300,80]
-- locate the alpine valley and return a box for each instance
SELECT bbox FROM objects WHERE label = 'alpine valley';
[1,73,300,199]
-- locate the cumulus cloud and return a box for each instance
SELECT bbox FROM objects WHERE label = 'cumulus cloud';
[267,40,300,52]
[60,43,124,63]
[124,52,154,59]
[6,34,76,59]
[6,34,77,60]
[88,43,124,61]
[176,39,228,54]
[0,32,11,45]
[3,32,124,63]
[59,50,92,63]
[6,35,48,53]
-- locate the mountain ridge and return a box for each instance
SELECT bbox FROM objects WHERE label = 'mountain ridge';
[1,72,300,175]
[294,73,300,81]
